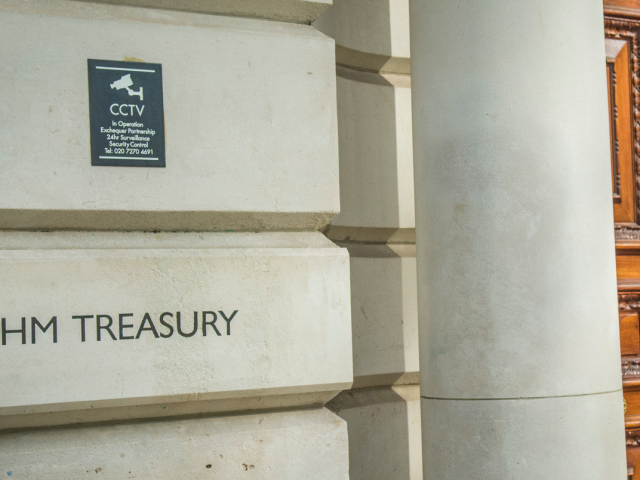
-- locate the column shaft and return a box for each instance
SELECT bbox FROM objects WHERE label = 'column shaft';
[409,0,627,477]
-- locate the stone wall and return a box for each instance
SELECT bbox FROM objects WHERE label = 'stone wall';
[0,1,352,478]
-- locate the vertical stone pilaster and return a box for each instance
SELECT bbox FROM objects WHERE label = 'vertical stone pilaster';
[315,1,422,478]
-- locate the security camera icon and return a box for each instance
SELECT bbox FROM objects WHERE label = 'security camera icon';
[110,74,143,101]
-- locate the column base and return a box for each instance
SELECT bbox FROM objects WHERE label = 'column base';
[421,391,626,479]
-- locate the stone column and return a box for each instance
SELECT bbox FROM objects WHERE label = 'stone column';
[409,0,627,478]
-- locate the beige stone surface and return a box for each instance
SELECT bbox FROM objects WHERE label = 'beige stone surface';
[0,0,339,231]
[411,0,622,399]
[348,256,418,385]
[316,4,419,475]
[0,408,349,479]
[329,385,422,480]
[0,232,352,428]
[75,0,332,24]
[330,76,414,229]
[421,392,626,479]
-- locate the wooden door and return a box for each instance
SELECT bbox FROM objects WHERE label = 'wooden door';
[605,2,640,477]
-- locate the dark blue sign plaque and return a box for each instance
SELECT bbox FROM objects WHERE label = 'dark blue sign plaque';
[88,59,165,167]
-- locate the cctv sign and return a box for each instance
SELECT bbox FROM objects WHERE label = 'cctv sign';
[87,59,165,167]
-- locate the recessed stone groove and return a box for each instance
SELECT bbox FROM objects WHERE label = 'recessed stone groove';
[351,372,420,390]
[0,403,326,435]
[336,64,411,88]
[335,44,411,75]
[421,389,622,401]
[324,225,416,244]
[337,243,415,258]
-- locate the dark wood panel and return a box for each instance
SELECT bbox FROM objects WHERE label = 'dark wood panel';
[616,255,640,278]
[622,312,640,356]
[606,20,638,229]
[606,0,640,10]
[618,281,640,473]
[626,389,640,416]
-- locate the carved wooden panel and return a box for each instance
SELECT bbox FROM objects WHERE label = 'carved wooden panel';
[618,279,640,477]
[609,57,622,203]
[605,18,638,233]
[627,415,640,480]
[618,281,640,359]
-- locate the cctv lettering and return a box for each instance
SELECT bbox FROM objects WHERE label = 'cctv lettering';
[109,74,144,116]
[110,104,145,116]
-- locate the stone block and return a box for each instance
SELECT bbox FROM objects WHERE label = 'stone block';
[0,232,352,429]
[330,75,414,229]
[347,254,418,387]
[0,1,339,231]
[0,408,349,479]
[329,385,422,480]
[314,0,410,72]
